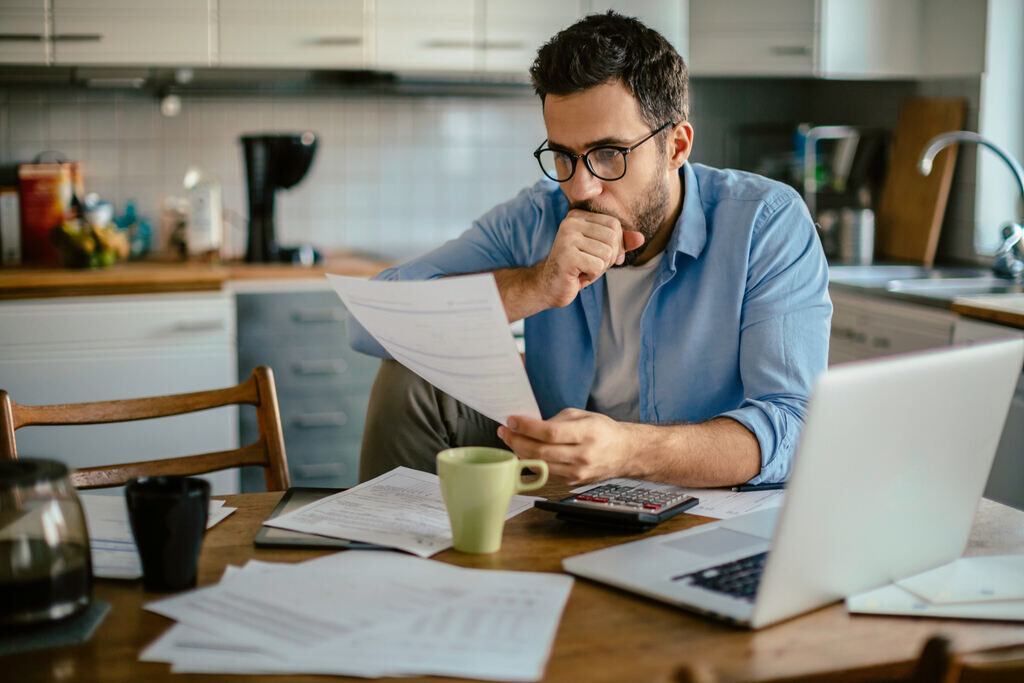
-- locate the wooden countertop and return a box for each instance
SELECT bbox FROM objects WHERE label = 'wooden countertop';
[0,252,393,300]
[952,295,1024,330]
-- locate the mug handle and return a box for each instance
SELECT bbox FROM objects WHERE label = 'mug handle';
[515,459,548,492]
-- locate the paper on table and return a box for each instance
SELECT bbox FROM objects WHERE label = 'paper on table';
[846,582,1024,622]
[326,273,540,426]
[894,555,1024,604]
[80,494,237,580]
[143,551,573,681]
[263,466,537,557]
[571,478,785,519]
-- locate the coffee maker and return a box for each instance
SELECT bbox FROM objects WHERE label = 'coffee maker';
[240,133,318,263]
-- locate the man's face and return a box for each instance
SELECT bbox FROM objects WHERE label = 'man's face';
[542,80,673,266]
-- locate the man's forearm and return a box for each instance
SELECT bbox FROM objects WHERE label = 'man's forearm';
[493,265,551,322]
[625,417,762,486]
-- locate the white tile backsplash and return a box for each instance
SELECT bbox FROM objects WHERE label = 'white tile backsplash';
[0,77,985,261]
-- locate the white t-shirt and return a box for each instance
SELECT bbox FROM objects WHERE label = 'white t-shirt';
[588,253,663,421]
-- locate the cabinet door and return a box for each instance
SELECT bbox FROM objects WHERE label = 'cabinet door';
[52,0,210,66]
[689,0,817,76]
[0,0,48,64]
[0,293,239,494]
[219,0,366,68]
[480,0,581,76]
[829,290,955,363]
[375,0,478,73]
[819,0,920,78]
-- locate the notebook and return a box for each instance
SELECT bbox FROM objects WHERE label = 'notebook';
[563,340,1024,629]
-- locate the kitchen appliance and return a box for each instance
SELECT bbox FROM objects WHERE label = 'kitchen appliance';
[240,133,318,263]
[0,459,92,626]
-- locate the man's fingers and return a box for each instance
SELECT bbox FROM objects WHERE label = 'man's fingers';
[504,415,584,444]
[622,230,645,252]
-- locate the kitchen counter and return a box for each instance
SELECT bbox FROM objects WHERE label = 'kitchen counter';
[952,295,1024,330]
[0,252,393,299]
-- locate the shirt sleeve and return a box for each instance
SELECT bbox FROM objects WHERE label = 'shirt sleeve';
[347,185,548,357]
[719,192,832,484]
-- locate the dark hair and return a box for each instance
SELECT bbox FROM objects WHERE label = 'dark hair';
[529,11,689,127]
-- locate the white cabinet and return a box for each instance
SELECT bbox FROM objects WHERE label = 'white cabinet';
[375,0,479,74]
[0,0,48,64]
[480,0,580,75]
[690,0,818,77]
[689,0,980,79]
[52,0,211,66]
[219,0,367,69]
[587,0,688,60]
[0,292,239,494]
[828,290,956,365]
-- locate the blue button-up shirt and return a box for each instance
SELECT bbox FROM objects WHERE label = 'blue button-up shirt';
[349,162,832,483]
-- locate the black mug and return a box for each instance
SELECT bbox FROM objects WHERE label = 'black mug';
[125,476,210,592]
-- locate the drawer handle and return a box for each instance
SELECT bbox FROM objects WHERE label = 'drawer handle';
[294,463,348,478]
[291,309,346,323]
[292,360,347,376]
[0,34,45,42]
[52,33,103,42]
[294,412,348,428]
[173,319,225,332]
[769,45,812,56]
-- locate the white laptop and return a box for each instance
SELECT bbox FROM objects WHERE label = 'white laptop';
[563,340,1024,629]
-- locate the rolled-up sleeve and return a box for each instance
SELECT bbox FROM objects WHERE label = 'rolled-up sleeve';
[347,185,550,357]
[719,194,832,484]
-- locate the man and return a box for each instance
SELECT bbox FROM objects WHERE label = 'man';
[350,12,831,487]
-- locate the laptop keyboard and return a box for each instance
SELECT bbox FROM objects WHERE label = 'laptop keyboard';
[674,551,768,603]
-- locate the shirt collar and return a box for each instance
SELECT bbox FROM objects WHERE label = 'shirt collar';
[666,161,708,261]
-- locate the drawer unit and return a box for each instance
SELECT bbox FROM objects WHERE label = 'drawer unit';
[235,288,379,491]
[0,292,239,494]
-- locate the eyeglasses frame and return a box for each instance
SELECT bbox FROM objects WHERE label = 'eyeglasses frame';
[533,121,677,183]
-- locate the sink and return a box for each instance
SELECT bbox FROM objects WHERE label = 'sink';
[828,265,991,287]
[886,277,1024,299]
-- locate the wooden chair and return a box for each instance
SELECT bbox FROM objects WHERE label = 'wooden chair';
[0,366,290,491]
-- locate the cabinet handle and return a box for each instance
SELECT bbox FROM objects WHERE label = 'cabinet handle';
[423,39,523,50]
[871,337,891,349]
[292,359,347,376]
[0,34,45,42]
[294,462,348,478]
[291,308,345,323]
[305,36,362,47]
[52,34,103,42]
[173,319,225,332]
[293,412,348,428]
[769,45,812,56]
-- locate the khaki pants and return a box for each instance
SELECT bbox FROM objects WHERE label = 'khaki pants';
[359,359,504,482]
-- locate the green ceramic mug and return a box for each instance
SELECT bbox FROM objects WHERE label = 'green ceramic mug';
[437,447,548,554]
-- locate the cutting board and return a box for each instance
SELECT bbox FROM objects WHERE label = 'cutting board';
[876,97,967,266]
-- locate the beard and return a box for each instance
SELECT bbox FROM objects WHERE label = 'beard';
[571,169,671,267]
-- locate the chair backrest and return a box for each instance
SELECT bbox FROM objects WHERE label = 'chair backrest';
[0,366,290,491]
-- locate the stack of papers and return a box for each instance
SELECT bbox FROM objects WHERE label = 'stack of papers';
[80,493,236,580]
[847,555,1024,621]
[264,467,538,557]
[142,551,574,681]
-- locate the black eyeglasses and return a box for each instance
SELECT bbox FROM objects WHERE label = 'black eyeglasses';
[533,121,676,182]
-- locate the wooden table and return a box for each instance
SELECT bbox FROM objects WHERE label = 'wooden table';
[6,490,1024,683]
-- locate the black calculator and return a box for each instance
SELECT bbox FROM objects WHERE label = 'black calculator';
[534,481,699,530]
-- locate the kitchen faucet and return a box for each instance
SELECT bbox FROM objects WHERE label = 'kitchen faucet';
[918,131,1024,281]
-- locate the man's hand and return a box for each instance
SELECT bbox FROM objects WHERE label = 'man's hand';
[537,210,645,308]
[496,408,637,486]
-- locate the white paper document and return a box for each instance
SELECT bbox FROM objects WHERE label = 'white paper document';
[847,554,1024,622]
[572,478,785,519]
[264,466,537,557]
[326,272,541,426]
[80,494,236,580]
[142,551,574,681]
